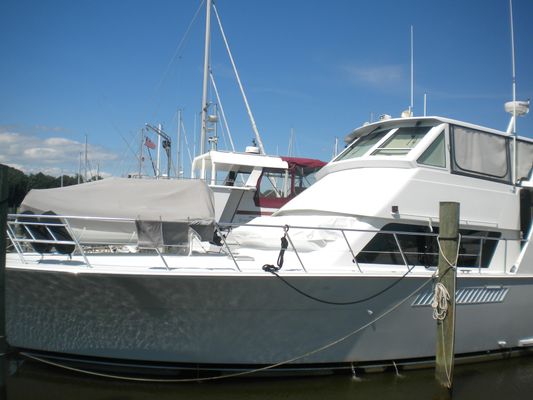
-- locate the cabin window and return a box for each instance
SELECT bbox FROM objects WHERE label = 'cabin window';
[356,223,500,268]
[257,169,290,199]
[418,132,446,168]
[293,165,318,194]
[336,129,389,160]
[451,126,511,183]
[223,170,250,187]
[372,126,431,156]
[515,139,533,181]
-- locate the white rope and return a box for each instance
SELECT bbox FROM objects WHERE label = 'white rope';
[431,282,450,320]
[436,233,461,270]
[21,275,436,383]
[434,232,461,387]
[439,320,453,388]
[432,233,461,321]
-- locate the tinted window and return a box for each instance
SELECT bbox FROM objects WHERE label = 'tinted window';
[418,132,446,168]
[356,223,500,268]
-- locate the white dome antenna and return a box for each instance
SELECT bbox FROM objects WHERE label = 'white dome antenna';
[505,100,529,117]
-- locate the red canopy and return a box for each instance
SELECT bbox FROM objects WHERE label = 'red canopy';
[280,156,327,170]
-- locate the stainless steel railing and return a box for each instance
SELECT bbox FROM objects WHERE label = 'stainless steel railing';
[6,213,519,274]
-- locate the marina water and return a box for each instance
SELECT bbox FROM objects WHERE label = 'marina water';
[4,352,533,399]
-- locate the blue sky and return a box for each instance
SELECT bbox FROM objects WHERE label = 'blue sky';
[1,0,532,178]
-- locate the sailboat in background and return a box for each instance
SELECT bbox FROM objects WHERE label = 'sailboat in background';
[17,0,326,245]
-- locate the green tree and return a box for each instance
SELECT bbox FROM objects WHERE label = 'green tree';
[6,165,28,208]
[2,165,82,208]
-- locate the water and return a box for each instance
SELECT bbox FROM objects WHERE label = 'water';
[3,353,533,400]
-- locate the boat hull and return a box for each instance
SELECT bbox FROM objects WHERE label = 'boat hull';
[6,266,533,367]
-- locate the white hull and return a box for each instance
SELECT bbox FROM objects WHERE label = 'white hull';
[6,254,533,366]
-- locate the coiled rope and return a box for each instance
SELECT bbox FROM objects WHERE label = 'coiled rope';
[431,282,450,320]
[431,234,461,321]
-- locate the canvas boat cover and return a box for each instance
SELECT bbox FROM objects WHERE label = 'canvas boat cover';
[20,178,215,246]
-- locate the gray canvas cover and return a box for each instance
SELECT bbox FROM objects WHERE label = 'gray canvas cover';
[21,178,215,245]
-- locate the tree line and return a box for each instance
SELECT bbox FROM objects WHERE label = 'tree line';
[4,165,100,208]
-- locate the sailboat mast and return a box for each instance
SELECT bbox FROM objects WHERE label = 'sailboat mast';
[200,0,212,155]
[509,0,517,184]
[138,128,144,177]
[213,4,266,155]
[156,123,162,178]
[177,109,182,178]
[84,134,88,182]
[410,25,414,115]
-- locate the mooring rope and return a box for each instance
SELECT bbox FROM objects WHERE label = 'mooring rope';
[263,267,416,305]
[431,234,461,321]
[434,233,461,388]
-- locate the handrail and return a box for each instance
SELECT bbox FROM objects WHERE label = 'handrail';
[5,213,524,275]
[7,213,510,243]
[7,214,92,267]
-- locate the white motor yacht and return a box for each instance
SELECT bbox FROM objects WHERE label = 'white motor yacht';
[5,114,533,373]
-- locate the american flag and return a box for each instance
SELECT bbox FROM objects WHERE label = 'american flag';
[144,137,156,149]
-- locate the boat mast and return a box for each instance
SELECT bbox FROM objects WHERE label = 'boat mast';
[78,152,82,184]
[177,108,182,178]
[84,134,88,182]
[200,0,212,156]
[509,0,517,184]
[410,25,414,116]
[156,123,162,178]
[138,128,144,177]
[213,3,266,155]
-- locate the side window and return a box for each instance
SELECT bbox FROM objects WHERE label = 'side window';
[418,132,446,168]
[356,223,500,268]
[223,170,250,187]
[258,170,290,199]
[293,165,320,195]
[455,230,500,268]
[451,125,511,183]
[254,169,292,208]
[356,224,437,266]
[516,140,533,181]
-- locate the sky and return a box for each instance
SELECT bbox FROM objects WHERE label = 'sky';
[1,0,532,178]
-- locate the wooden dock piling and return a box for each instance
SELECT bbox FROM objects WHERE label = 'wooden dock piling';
[435,201,459,391]
[0,164,8,392]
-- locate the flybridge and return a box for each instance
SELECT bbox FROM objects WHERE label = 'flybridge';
[327,117,533,186]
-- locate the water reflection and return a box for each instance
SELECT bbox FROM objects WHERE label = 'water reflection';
[4,353,533,400]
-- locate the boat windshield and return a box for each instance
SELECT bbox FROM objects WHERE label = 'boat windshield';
[336,126,432,161]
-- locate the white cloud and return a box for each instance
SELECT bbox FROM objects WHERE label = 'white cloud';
[0,132,21,144]
[0,129,119,176]
[43,137,79,146]
[342,64,404,88]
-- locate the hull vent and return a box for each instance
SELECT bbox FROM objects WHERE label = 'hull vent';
[412,286,509,306]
